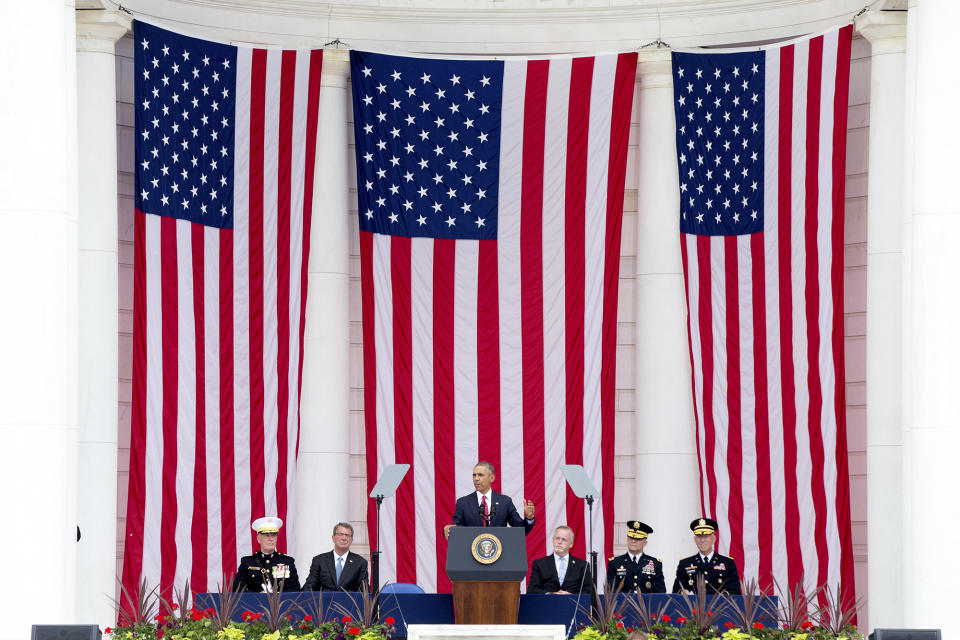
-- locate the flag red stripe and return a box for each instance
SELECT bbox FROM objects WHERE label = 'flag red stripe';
[190,224,208,590]
[830,27,856,608]
[603,52,638,562]
[159,216,179,593]
[680,237,707,519]
[751,232,773,592]
[477,240,501,481]
[433,239,456,594]
[247,49,267,535]
[520,59,549,566]
[218,230,236,580]
[802,35,831,600]
[724,235,745,566]
[275,50,295,553]
[122,209,149,603]
[360,231,378,560]
[777,44,804,588]
[564,56,591,561]
[391,235,416,583]
[697,235,718,519]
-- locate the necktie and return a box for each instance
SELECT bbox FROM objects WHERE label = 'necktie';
[558,556,567,583]
[336,556,344,584]
[481,495,489,525]
[633,556,639,565]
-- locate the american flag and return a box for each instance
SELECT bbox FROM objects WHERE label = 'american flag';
[673,25,856,604]
[352,50,637,592]
[122,20,322,597]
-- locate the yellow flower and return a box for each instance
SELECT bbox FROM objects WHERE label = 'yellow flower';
[262,631,281,640]
[572,628,606,640]
[216,626,245,640]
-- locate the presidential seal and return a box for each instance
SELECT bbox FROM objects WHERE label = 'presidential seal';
[470,532,503,564]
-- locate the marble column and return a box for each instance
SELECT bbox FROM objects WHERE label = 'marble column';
[633,49,701,567]
[75,4,131,629]
[904,0,960,635]
[295,50,353,566]
[0,1,80,637]
[856,9,907,631]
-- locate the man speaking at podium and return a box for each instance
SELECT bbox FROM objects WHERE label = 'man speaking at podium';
[444,462,535,538]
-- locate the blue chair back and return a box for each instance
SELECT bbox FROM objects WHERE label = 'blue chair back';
[380,582,425,594]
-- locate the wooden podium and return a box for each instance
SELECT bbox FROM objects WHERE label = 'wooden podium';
[446,527,528,624]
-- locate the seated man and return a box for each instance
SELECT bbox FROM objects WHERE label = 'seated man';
[528,525,593,594]
[606,520,665,593]
[444,461,535,538]
[672,517,741,595]
[303,522,369,591]
[232,516,301,592]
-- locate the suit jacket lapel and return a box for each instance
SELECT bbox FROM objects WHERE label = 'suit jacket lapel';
[323,553,337,586]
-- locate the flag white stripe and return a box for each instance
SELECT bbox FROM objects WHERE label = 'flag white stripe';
[174,218,197,591]
[372,234,396,588]
[454,241,480,507]
[142,213,164,587]
[762,45,788,592]
[709,235,731,549]
[203,226,222,587]
[410,237,436,592]
[542,58,569,556]
[233,47,253,561]
[497,59,526,498]
[738,233,760,580]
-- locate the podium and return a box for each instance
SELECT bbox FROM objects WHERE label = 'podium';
[446,526,527,624]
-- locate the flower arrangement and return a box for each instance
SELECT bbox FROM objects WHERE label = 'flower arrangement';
[570,578,862,640]
[105,578,396,640]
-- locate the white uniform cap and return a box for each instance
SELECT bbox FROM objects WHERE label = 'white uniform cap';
[252,516,283,533]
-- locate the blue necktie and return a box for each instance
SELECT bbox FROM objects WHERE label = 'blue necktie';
[336,556,344,584]
[558,556,567,583]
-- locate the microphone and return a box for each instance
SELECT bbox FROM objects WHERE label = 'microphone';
[565,557,592,639]
[489,503,497,524]
[477,502,488,526]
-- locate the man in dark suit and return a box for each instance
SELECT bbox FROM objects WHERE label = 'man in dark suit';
[303,522,369,591]
[606,520,665,593]
[232,516,301,592]
[528,525,593,594]
[672,517,741,595]
[443,462,535,538]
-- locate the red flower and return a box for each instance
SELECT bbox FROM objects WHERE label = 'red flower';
[241,611,253,622]
[801,621,815,630]
[348,629,360,636]
[285,616,293,621]
[660,615,671,623]
[384,617,395,626]
[157,630,164,639]
[342,617,353,624]
[627,628,633,633]
[707,611,713,617]
[205,608,215,617]
[304,615,313,622]
[104,629,112,635]
[753,622,765,629]
[616,622,624,629]
[677,617,687,624]
[724,622,734,629]
[172,604,179,610]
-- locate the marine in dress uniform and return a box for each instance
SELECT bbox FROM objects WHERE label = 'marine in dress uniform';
[232,516,301,592]
[671,517,740,595]
[606,520,665,593]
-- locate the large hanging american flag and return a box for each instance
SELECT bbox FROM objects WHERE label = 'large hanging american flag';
[351,50,637,592]
[122,20,322,597]
[672,25,855,604]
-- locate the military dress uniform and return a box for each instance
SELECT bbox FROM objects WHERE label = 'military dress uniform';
[671,517,740,595]
[671,552,740,594]
[231,516,302,592]
[232,549,302,592]
[606,519,666,593]
[607,552,666,593]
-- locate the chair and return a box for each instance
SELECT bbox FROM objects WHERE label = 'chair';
[380,582,425,594]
